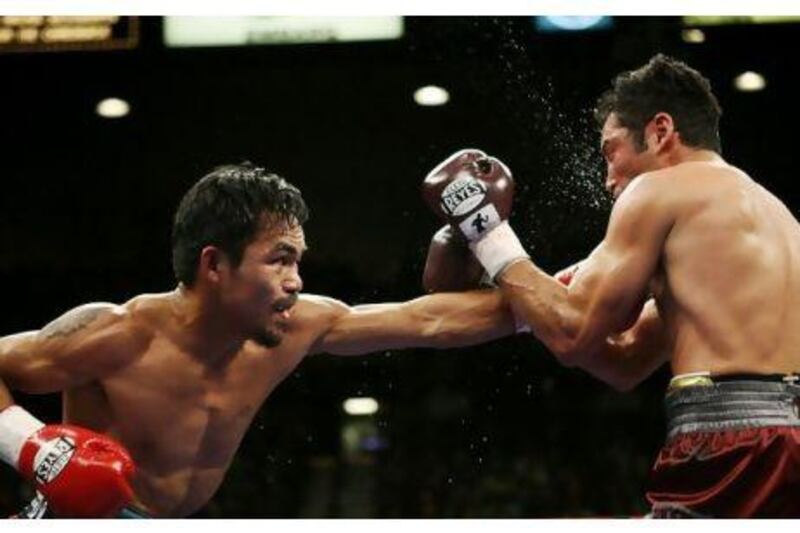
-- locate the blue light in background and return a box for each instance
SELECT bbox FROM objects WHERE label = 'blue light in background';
[535,16,614,33]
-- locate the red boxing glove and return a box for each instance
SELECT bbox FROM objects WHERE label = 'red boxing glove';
[423,225,486,292]
[2,409,136,518]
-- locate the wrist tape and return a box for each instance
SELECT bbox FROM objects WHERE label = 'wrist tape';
[0,405,45,468]
[469,221,529,280]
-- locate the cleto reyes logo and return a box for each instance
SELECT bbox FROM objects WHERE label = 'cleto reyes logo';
[33,436,76,485]
[440,177,487,216]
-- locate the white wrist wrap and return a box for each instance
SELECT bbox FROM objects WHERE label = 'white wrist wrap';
[0,405,44,468]
[469,221,530,280]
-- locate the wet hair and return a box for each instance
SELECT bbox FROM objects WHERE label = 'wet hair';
[595,54,722,153]
[172,162,309,286]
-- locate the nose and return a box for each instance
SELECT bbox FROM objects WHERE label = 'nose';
[604,173,616,195]
[283,267,303,295]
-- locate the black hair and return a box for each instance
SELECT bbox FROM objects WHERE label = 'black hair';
[171,162,309,286]
[595,54,722,153]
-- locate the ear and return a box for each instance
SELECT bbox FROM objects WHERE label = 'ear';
[198,246,229,284]
[647,112,676,152]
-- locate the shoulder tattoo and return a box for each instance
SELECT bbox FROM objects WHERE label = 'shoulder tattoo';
[40,304,115,339]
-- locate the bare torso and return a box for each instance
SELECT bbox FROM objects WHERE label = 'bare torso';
[49,160,800,515]
[62,294,319,517]
[641,161,800,375]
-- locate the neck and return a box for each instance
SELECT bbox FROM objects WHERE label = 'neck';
[662,146,723,168]
[170,285,246,366]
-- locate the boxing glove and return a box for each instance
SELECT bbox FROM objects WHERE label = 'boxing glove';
[0,405,135,517]
[423,225,486,292]
[422,149,528,279]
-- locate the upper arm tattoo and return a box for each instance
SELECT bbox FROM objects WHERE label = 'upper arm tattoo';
[40,304,115,340]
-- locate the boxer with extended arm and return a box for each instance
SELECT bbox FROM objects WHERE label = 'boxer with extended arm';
[423,55,800,517]
[0,162,515,518]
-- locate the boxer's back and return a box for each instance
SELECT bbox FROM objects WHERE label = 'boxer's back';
[657,161,800,375]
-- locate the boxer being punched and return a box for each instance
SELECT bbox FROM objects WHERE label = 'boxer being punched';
[0,163,515,518]
[423,54,800,517]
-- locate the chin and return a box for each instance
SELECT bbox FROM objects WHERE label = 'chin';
[253,328,282,348]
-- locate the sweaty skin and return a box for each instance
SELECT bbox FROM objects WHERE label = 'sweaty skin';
[0,223,514,517]
[500,112,800,390]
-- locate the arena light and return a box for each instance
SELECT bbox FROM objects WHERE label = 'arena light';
[0,16,138,53]
[535,16,613,33]
[343,397,379,416]
[681,28,706,43]
[164,17,403,47]
[734,71,766,92]
[413,85,449,107]
[96,97,130,118]
[684,16,800,26]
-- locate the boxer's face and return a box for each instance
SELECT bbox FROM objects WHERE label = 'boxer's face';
[600,113,658,200]
[222,219,305,347]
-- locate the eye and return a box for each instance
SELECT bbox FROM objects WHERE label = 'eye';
[278,255,298,267]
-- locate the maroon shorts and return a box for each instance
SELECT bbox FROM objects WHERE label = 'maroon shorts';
[646,377,800,518]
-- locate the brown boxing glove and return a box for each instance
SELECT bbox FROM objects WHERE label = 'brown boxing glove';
[422,225,486,293]
[422,149,529,280]
[421,149,514,241]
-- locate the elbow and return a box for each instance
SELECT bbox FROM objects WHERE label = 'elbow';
[554,348,640,392]
[551,341,641,394]
[0,359,54,395]
[2,371,37,395]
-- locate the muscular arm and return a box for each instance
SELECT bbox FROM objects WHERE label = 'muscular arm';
[576,299,670,391]
[498,176,674,386]
[552,258,670,390]
[304,290,516,356]
[0,303,146,407]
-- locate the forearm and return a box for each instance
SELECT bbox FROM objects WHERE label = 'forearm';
[497,260,582,358]
[560,299,668,391]
[315,290,516,356]
[410,289,516,349]
[577,335,668,392]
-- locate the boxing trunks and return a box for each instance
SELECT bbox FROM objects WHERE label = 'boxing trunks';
[14,491,150,519]
[647,373,800,518]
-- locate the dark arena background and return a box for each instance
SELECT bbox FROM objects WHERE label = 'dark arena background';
[0,16,797,517]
